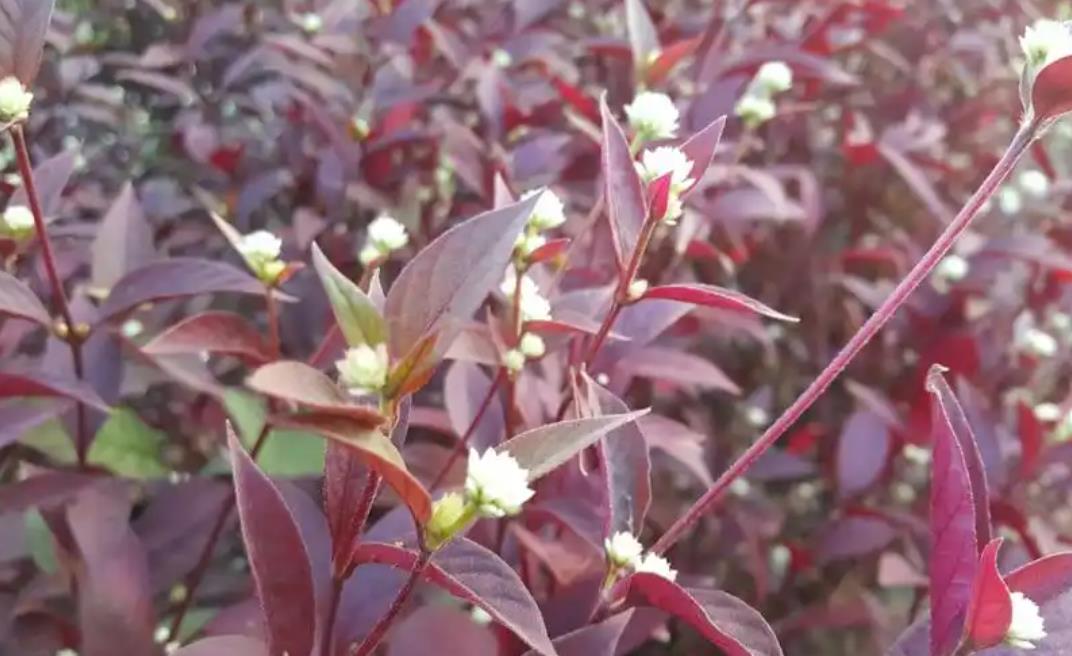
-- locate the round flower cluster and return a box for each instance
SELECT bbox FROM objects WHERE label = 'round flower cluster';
[1006,591,1047,649]
[0,205,34,239]
[500,267,552,323]
[514,189,566,258]
[359,215,409,266]
[604,530,677,582]
[734,61,793,129]
[624,91,680,142]
[0,77,33,124]
[237,230,285,284]
[635,146,696,224]
[335,343,389,395]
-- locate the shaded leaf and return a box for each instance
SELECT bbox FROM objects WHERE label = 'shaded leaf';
[271,412,432,524]
[618,345,740,394]
[0,368,110,411]
[445,361,504,451]
[641,284,797,322]
[0,0,55,84]
[88,409,167,479]
[1032,55,1072,123]
[499,410,650,481]
[171,636,269,656]
[9,149,77,218]
[352,539,556,656]
[625,574,783,655]
[229,427,316,656]
[0,269,50,326]
[600,94,647,266]
[388,606,499,656]
[144,311,273,363]
[312,242,386,348]
[91,182,157,293]
[246,361,385,426]
[0,470,98,514]
[836,410,890,499]
[964,538,1012,650]
[546,610,635,656]
[98,258,272,325]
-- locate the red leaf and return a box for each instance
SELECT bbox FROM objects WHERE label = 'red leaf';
[1032,55,1072,123]
[625,574,784,655]
[527,237,571,264]
[549,75,599,123]
[98,258,274,325]
[229,427,316,656]
[641,283,797,322]
[647,172,672,222]
[0,269,51,326]
[351,539,556,655]
[246,361,386,426]
[1017,401,1043,479]
[0,368,110,411]
[927,366,981,656]
[144,311,273,364]
[835,410,890,499]
[0,0,54,85]
[171,636,268,656]
[1005,552,1072,604]
[600,94,647,268]
[964,538,1012,650]
[271,412,432,524]
[384,195,539,375]
[678,115,727,196]
[647,37,700,85]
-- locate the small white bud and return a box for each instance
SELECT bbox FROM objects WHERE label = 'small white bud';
[999,187,1023,215]
[121,319,144,338]
[514,232,547,258]
[1,205,34,237]
[500,268,552,322]
[934,255,969,283]
[465,447,535,517]
[0,76,33,124]
[503,348,526,372]
[604,531,644,568]
[335,343,389,394]
[1019,170,1050,198]
[518,333,546,359]
[358,244,382,266]
[624,91,680,140]
[237,230,285,283]
[298,12,323,33]
[735,94,777,127]
[634,553,677,581]
[745,406,770,427]
[754,61,793,94]
[1015,312,1058,358]
[491,48,513,68]
[366,215,409,253]
[1006,591,1047,649]
[521,189,567,231]
[627,278,649,301]
[1034,402,1062,422]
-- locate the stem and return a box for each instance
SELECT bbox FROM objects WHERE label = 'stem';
[352,550,432,656]
[11,125,89,467]
[166,423,273,641]
[429,369,505,491]
[265,285,281,357]
[651,121,1037,556]
[320,577,345,656]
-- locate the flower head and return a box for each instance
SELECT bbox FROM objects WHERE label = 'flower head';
[636,147,695,191]
[500,268,552,322]
[1014,312,1059,358]
[0,77,33,124]
[624,91,680,140]
[1020,170,1050,198]
[735,94,777,127]
[1,205,34,237]
[518,332,546,359]
[465,448,535,517]
[1006,591,1046,649]
[604,531,644,568]
[335,343,389,394]
[1021,20,1072,68]
[502,348,526,373]
[237,230,285,283]
[754,61,793,94]
[634,552,677,581]
[521,189,567,231]
[514,232,547,258]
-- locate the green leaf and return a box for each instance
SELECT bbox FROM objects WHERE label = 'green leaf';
[21,418,76,464]
[24,509,57,574]
[256,429,326,477]
[88,409,168,478]
[224,389,268,444]
[312,243,386,348]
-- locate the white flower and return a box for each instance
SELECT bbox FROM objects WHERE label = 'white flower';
[502,348,525,373]
[604,531,644,568]
[735,94,777,127]
[1006,591,1046,649]
[627,278,649,301]
[514,232,547,258]
[1034,402,1062,422]
[1019,170,1050,198]
[636,147,695,191]
[1020,19,1072,68]
[465,448,535,517]
[521,189,567,230]
[999,188,1024,215]
[1,205,34,235]
[237,230,284,282]
[634,553,677,581]
[0,76,33,123]
[518,333,545,359]
[500,268,552,322]
[934,255,969,282]
[754,61,793,94]
[358,244,382,266]
[624,91,680,140]
[335,343,389,394]
[367,215,409,252]
[298,12,323,33]
[1015,312,1059,358]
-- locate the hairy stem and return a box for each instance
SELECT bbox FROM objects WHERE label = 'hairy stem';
[166,422,273,641]
[352,550,432,656]
[11,125,89,467]
[651,120,1038,556]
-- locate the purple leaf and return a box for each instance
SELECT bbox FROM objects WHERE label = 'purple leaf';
[0,269,50,326]
[816,515,898,564]
[836,410,890,499]
[171,636,269,656]
[617,345,740,394]
[9,149,77,218]
[388,606,499,655]
[624,0,659,70]
[927,366,980,656]
[0,398,72,449]
[625,574,784,655]
[91,182,157,293]
[0,0,55,85]
[499,410,649,481]
[0,368,110,411]
[97,258,272,325]
[678,116,727,194]
[445,361,504,451]
[0,470,98,514]
[582,374,651,536]
[67,483,156,656]
[352,539,556,656]
[547,610,635,656]
[384,194,538,379]
[144,311,273,363]
[641,284,798,322]
[229,427,316,656]
[600,94,647,267]
[247,361,386,426]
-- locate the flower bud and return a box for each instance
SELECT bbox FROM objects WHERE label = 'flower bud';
[0,205,34,238]
[0,77,33,124]
[335,343,390,394]
[754,61,793,94]
[735,94,777,128]
[627,278,649,301]
[518,333,545,359]
[465,448,535,518]
[424,492,474,550]
[237,230,285,284]
[1005,592,1046,649]
[604,531,643,568]
[502,348,526,373]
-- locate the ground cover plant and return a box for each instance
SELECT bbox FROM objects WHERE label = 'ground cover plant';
[4,1,1072,655]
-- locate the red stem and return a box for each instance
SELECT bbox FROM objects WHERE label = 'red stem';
[651,120,1038,556]
[429,369,505,491]
[265,286,281,357]
[351,551,432,656]
[320,577,345,656]
[11,125,89,467]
